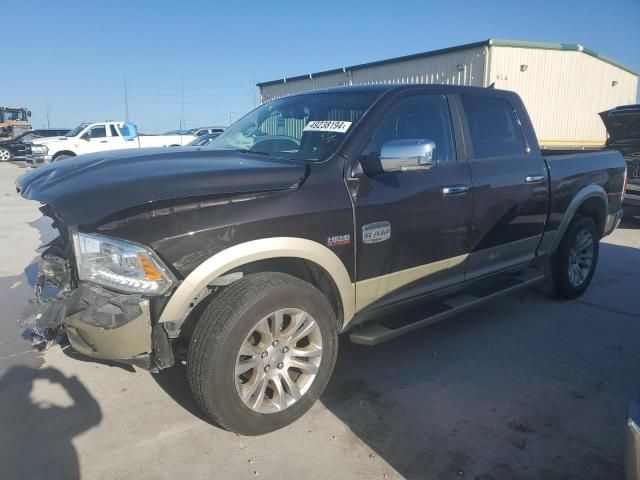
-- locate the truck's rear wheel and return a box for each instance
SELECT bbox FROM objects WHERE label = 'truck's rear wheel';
[187,272,338,435]
[0,148,12,162]
[553,216,599,299]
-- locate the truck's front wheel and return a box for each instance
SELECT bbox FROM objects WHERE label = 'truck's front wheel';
[553,216,599,299]
[187,272,338,435]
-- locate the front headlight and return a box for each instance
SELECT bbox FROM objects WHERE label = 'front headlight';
[31,144,48,154]
[71,232,176,295]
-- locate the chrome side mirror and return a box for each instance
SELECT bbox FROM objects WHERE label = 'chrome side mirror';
[379,139,436,173]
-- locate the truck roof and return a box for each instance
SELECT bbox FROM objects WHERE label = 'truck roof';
[286,83,516,98]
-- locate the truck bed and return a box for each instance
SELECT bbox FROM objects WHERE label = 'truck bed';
[543,150,626,233]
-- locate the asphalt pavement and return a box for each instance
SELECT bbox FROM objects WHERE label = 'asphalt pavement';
[0,161,639,480]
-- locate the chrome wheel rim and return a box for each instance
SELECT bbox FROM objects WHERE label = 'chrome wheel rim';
[0,149,10,161]
[568,229,594,287]
[235,308,323,414]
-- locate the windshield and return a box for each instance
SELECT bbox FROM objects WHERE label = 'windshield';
[1,109,27,121]
[209,92,380,161]
[15,132,39,142]
[66,123,90,137]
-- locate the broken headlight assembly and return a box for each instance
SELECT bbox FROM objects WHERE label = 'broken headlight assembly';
[71,231,176,295]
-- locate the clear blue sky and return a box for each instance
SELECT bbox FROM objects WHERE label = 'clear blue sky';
[4,0,639,132]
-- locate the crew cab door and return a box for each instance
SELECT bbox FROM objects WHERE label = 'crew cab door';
[104,123,135,150]
[350,93,473,312]
[79,124,111,154]
[461,94,548,279]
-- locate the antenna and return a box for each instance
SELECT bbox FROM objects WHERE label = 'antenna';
[253,71,257,106]
[124,77,130,121]
[180,75,185,129]
[46,100,50,128]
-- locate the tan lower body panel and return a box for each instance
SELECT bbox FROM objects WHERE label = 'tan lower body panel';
[354,254,469,312]
[65,300,152,360]
[465,236,541,280]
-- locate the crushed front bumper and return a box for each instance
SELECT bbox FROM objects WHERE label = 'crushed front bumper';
[19,267,167,369]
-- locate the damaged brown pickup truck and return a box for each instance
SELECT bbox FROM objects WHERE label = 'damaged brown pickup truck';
[17,85,626,435]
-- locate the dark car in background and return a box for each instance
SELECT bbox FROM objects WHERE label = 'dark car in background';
[0,129,69,161]
[600,105,640,208]
[165,127,225,137]
[190,126,225,136]
[187,132,221,146]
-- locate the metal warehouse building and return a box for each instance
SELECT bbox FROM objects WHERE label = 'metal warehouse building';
[257,39,638,147]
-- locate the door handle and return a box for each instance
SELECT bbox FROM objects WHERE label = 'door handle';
[525,175,545,184]
[442,185,469,195]
[100,140,108,143]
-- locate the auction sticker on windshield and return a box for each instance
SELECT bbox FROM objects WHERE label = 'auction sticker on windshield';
[303,121,352,133]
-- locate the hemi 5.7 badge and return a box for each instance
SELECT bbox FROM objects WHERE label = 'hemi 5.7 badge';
[362,221,391,244]
[327,234,351,247]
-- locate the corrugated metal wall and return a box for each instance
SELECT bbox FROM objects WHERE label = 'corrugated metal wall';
[488,46,638,145]
[350,47,486,87]
[260,46,486,102]
[259,44,638,147]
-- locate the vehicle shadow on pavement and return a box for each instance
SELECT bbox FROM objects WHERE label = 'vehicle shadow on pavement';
[0,366,102,480]
[321,242,640,480]
[151,363,214,424]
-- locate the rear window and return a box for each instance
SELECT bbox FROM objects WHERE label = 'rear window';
[462,95,525,159]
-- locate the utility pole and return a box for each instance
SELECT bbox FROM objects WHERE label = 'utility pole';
[124,77,129,122]
[180,75,184,129]
[45,101,50,128]
[253,72,257,107]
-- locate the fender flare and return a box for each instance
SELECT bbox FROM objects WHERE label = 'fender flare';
[544,184,608,255]
[52,150,77,160]
[158,237,355,327]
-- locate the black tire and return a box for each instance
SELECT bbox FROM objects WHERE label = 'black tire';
[552,216,599,299]
[187,272,338,435]
[53,154,73,162]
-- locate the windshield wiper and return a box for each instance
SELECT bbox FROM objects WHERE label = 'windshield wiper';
[235,149,271,156]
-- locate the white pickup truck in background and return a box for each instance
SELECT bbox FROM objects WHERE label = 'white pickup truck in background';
[28,121,196,163]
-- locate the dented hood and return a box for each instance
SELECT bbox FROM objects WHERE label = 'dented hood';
[17,147,308,225]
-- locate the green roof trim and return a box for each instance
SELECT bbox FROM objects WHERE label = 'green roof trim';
[489,39,639,75]
[257,38,638,87]
[488,39,582,51]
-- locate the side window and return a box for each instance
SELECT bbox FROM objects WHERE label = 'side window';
[109,125,119,137]
[461,95,525,159]
[89,125,107,138]
[371,95,456,163]
[118,123,137,140]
